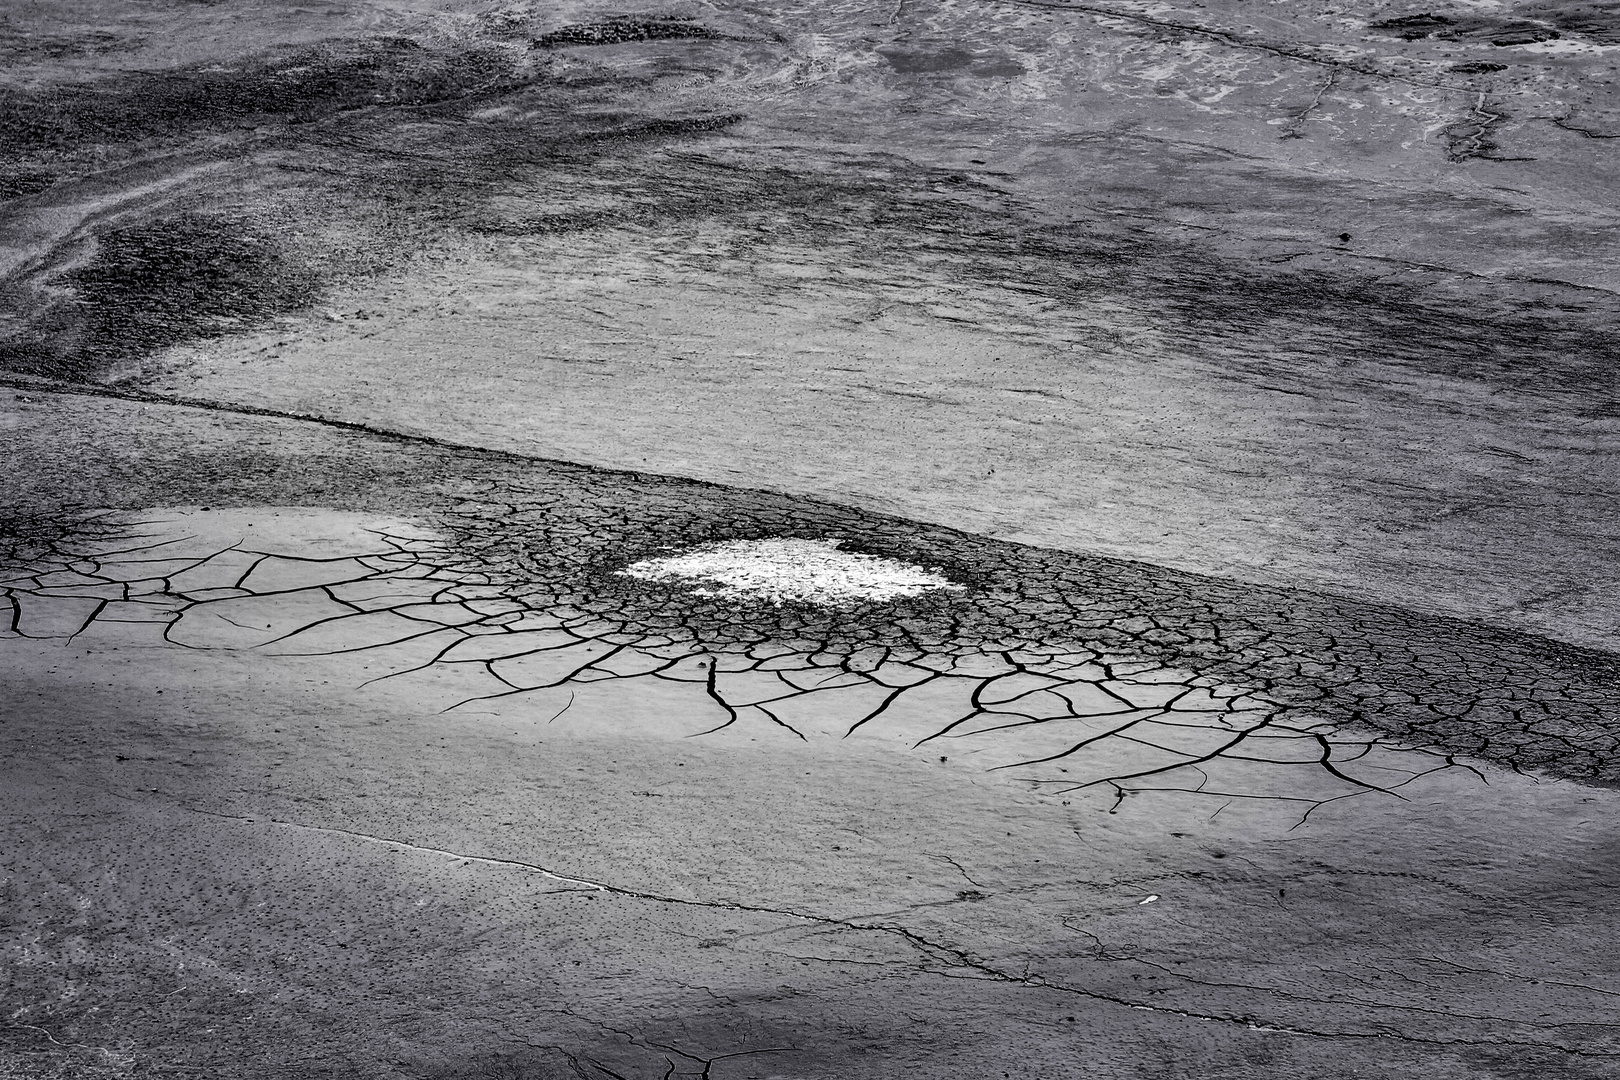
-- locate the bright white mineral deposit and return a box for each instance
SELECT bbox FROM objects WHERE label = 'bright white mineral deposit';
[616,538,963,605]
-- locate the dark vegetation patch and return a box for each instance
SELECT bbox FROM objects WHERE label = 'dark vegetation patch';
[0,168,57,198]
[1145,255,1618,397]
[0,29,751,380]
[0,508,128,568]
[0,391,505,521]
[1449,60,1509,72]
[881,46,976,73]
[1481,21,1562,44]
[0,35,528,159]
[2,213,320,380]
[973,56,1029,77]
[1391,5,1620,46]
[1370,12,1461,39]
[879,47,1027,76]
[0,28,138,61]
[533,18,726,48]
[1368,11,1560,44]
[576,112,747,144]
[1518,0,1620,42]
[1146,249,1617,397]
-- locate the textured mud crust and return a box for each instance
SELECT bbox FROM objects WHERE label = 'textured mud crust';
[4,446,1616,811]
[0,36,528,158]
[430,473,1620,789]
[533,20,729,49]
[0,24,744,380]
[3,2,1620,1076]
[39,214,319,370]
[1372,2,1620,45]
[1368,13,1561,46]
[0,30,545,380]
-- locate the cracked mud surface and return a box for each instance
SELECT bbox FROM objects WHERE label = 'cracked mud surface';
[5,463,1617,807]
[3,0,1620,650]
[4,390,1620,1079]
[3,0,1620,1076]
[0,508,1478,815]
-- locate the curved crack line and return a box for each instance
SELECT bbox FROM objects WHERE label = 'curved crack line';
[1065,681,1141,712]
[1302,730,1409,796]
[357,629,489,684]
[987,709,1170,767]
[1406,956,1620,1000]
[1020,723,1354,793]
[481,657,523,692]
[924,852,986,888]
[369,623,603,679]
[1280,68,1337,140]
[632,1042,797,1080]
[843,677,933,737]
[1544,111,1620,140]
[1,1022,133,1067]
[64,531,207,563]
[942,705,1137,738]
[179,807,608,891]
[694,660,743,736]
[1109,729,1252,762]
[228,553,271,591]
[802,666,858,689]
[1049,927,1620,1029]
[58,597,109,642]
[749,702,809,741]
[1443,92,1535,162]
[443,643,631,712]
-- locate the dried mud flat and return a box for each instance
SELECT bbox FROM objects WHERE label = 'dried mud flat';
[3,0,1620,1078]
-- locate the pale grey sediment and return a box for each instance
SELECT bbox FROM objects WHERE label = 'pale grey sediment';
[4,393,1615,812]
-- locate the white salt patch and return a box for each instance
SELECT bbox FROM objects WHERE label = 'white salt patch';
[1515,38,1620,54]
[616,539,964,606]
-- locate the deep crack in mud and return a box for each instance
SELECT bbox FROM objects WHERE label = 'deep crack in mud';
[5,454,1615,821]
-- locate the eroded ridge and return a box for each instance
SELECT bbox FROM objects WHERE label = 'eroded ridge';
[7,501,1603,816]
